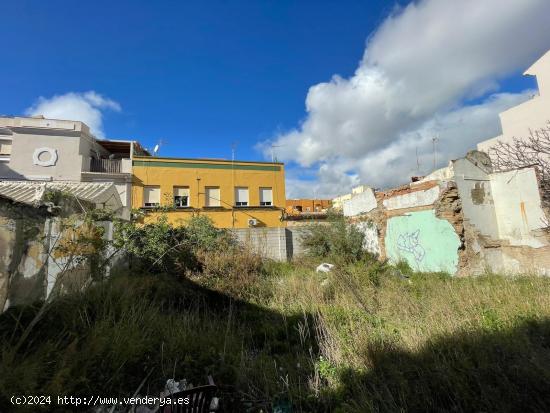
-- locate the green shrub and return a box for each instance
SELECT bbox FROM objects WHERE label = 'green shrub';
[114,215,234,274]
[300,214,366,263]
[194,246,264,298]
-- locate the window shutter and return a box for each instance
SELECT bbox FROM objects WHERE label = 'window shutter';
[205,187,220,207]
[174,187,189,197]
[174,187,190,207]
[144,187,160,206]
[235,187,249,205]
[260,187,273,205]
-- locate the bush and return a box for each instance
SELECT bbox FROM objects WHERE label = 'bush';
[301,214,367,263]
[194,246,264,298]
[114,214,234,274]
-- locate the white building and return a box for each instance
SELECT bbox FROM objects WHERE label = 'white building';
[0,116,149,219]
[332,185,370,210]
[478,49,550,152]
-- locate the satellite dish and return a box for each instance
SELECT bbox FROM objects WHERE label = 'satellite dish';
[153,144,159,155]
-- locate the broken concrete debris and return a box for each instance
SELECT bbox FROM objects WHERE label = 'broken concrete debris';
[316,263,335,273]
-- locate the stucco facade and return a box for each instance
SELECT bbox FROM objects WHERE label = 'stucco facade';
[132,156,286,228]
[0,116,144,220]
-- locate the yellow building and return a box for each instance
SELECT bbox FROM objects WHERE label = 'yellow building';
[132,156,286,228]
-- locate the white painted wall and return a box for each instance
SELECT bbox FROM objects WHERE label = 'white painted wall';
[343,187,377,216]
[452,158,500,238]
[3,133,83,181]
[490,167,547,248]
[355,221,380,256]
[382,185,440,211]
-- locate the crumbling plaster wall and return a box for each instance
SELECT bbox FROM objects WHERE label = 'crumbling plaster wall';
[0,199,116,312]
[385,209,461,273]
[0,202,51,310]
[382,184,440,210]
[343,187,377,217]
[354,220,380,256]
[349,182,464,274]
[490,168,547,247]
[452,157,500,239]
[451,157,550,275]
[343,153,550,275]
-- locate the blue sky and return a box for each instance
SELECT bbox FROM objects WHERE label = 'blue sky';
[1,0,549,197]
[1,1,398,156]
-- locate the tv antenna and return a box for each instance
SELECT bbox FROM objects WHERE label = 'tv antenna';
[270,144,282,163]
[231,141,239,161]
[152,139,164,156]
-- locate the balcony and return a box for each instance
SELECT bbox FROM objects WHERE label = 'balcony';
[90,158,122,173]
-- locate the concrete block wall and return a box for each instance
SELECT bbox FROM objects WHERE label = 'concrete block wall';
[230,227,312,261]
[231,227,289,261]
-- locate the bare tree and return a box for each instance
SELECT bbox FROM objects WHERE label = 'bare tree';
[488,122,550,229]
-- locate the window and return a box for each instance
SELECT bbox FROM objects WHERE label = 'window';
[205,187,220,207]
[234,187,249,206]
[259,187,273,206]
[0,140,11,156]
[143,186,160,208]
[174,186,190,208]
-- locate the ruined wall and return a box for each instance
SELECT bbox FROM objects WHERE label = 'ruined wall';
[0,200,116,312]
[355,221,381,256]
[452,158,500,239]
[484,167,550,275]
[343,187,377,217]
[450,159,550,275]
[491,168,547,247]
[0,202,50,311]
[382,184,440,210]
[385,209,461,273]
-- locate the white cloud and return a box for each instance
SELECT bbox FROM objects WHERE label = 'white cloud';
[264,0,550,197]
[25,91,121,138]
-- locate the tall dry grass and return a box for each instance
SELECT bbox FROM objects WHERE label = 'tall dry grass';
[1,254,550,412]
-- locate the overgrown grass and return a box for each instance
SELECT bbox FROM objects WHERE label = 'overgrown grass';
[2,258,550,412]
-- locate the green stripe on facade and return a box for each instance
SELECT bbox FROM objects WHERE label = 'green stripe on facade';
[133,160,281,171]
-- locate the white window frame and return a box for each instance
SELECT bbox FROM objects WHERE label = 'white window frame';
[259,187,273,206]
[205,187,221,207]
[234,187,249,207]
[143,186,161,208]
[174,186,190,208]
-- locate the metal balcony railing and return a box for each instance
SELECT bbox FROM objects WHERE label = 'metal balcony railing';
[90,158,122,173]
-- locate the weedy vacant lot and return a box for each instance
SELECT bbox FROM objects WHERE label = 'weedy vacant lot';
[1,216,550,412]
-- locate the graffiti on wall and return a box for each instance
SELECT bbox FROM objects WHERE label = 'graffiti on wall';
[397,230,425,262]
[385,210,460,274]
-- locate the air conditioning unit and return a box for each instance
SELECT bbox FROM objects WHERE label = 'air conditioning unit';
[248,218,258,227]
